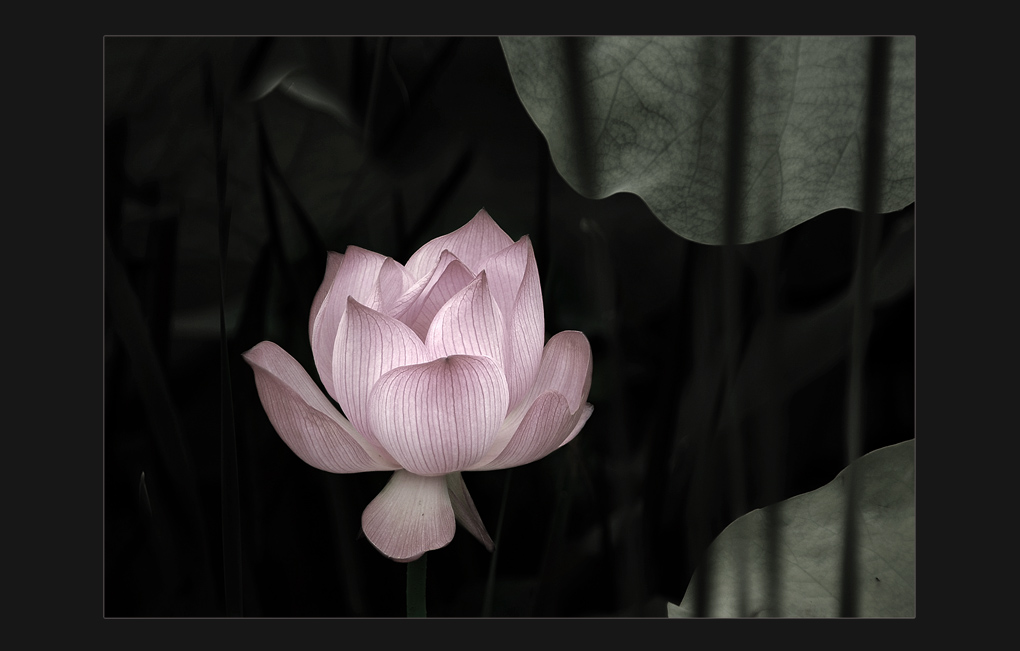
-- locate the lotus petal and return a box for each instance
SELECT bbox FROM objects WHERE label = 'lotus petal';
[527,330,593,413]
[474,330,593,466]
[480,237,544,411]
[333,298,428,451]
[376,256,413,316]
[557,403,594,449]
[445,472,494,551]
[425,272,505,366]
[361,470,456,561]
[405,208,515,278]
[311,246,387,401]
[368,355,510,476]
[394,250,476,340]
[308,251,343,344]
[242,341,397,472]
[472,392,578,470]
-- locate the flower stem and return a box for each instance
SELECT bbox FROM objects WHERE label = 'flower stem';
[406,553,427,617]
[482,469,513,616]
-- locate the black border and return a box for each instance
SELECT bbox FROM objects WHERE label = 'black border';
[21,16,1002,647]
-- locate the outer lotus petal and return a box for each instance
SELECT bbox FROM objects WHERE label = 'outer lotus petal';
[242,341,398,473]
[309,251,344,344]
[557,403,594,449]
[333,298,429,453]
[527,331,593,413]
[487,237,544,411]
[395,251,476,340]
[311,246,387,401]
[472,330,593,466]
[405,209,515,278]
[425,272,504,367]
[445,472,494,551]
[376,257,413,317]
[469,392,572,470]
[361,470,455,561]
[368,355,510,476]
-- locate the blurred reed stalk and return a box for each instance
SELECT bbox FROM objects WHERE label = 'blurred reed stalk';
[362,37,391,150]
[482,469,513,617]
[205,53,244,618]
[720,35,750,617]
[563,36,647,612]
[840,36,891,617]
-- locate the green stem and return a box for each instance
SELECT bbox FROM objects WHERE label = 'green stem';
[406,553,427,618]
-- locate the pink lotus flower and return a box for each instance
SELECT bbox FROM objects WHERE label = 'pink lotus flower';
[243,209,593,561]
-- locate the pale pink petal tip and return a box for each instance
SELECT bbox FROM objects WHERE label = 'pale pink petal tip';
[361,471,456,561]
[405,209,515,278]
[309,251,344,343]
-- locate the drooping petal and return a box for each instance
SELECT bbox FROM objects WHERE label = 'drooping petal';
[311,246,387,401]
[393,250,476,340]
[361,470,455,562]
[309,251,344,344]
[489,237,544,411]
[445,472,494,551]
[405,209,515,278]
[368,355,510,476]
[333,298,429,452]
[425,272,505,367]
[242,341,398,473]
[470,392,580,470]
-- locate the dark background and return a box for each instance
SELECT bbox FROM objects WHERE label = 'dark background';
[103,36,914,617]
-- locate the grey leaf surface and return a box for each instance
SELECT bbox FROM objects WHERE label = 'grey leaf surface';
[501,37,915,244]
[668,439,915,617]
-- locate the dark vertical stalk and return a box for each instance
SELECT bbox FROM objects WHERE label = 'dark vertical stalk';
[720,35,750,616]
[406,553,428,617]
[254,103,328,302]
[562,37,595,195]
[143,212,177,366]
[840,36,890,618]
[376,37,464,154]
[363,37,391,150]
[566,35,645,613]
[207,54,243,618]
[255,107,302,303]
[759,239,787,617]
[530,41,592,616]
[218,223,243,617]
[753,43,787,617]
[324,475,367,616]
[482,469,513,617]
[683,248,724,618]
[532,456,574,616]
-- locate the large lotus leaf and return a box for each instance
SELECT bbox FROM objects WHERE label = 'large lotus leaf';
[668,439,915,617]
[501,37,915,244]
